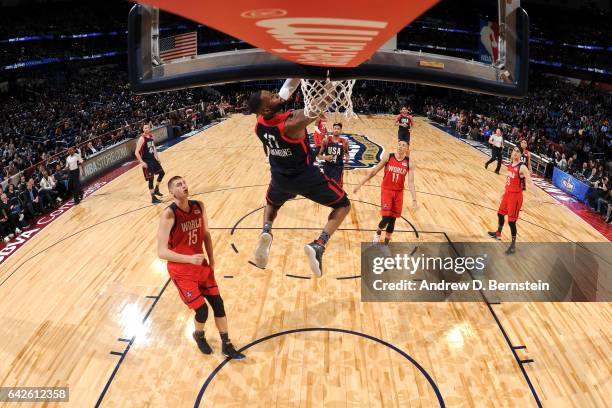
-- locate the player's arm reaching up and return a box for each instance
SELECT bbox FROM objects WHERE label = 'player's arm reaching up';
[157,208,204,265]
[353,152,390,193]
[282,79,337,139]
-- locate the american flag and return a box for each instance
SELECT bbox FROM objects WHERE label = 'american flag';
[159,32,198,62]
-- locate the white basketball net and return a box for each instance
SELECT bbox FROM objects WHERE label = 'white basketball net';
[300,79,356,119]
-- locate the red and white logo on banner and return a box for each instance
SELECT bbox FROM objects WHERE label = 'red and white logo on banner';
[136,0,440,67]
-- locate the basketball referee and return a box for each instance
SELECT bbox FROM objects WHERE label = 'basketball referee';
[485,128,504,174]
[65,147,84,205]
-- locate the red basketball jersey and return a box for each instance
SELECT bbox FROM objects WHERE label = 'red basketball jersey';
[504,162,524,193]
[313,120,327,147]
[382,154,409,191]
[168,201,204,257]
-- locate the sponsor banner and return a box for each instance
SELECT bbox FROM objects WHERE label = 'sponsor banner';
[80,139,137,183]
[552,167,591,202]
[80,126,168,183]
[136,0,439,67]
[151,125,169,144]
[479,20,499,65]
[361,242,611,302]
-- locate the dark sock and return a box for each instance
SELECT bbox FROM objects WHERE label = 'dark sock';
[195,330,205,339]
[262,222,272,233]
[316,231,330,246]
[497,214,505,233]
[220,332,230,344]
[511,235,516,245]
[384,238,390,245]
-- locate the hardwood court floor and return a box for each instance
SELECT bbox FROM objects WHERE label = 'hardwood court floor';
[0,115,609,407]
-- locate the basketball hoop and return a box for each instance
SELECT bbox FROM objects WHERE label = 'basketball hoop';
[300,79,356,119]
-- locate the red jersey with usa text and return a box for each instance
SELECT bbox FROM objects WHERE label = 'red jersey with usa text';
[382,153,409,191]
[505,162,524,193]
[255,111,310,175]
[168,200,204,260]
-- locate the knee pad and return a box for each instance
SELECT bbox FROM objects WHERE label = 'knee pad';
[331,195,350,209]
[205,295,226,318]
[157,170,165,182]
[148,178,154,190]
[194,303,209,323]
[385,217,397,233]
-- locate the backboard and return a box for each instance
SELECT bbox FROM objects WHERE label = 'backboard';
[128,1,528,97]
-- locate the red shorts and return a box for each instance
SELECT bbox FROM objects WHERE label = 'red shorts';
[381,188,404,217]
[498,191,523,222]
[168,263,219,310]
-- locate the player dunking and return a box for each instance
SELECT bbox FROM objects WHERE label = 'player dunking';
[135,124,165,204]
[354,140,417,244]
[157,176,245,359]
[318,123,349,188]
[488,147,533,254]
[395,106,414,144]
[248,79,351,276]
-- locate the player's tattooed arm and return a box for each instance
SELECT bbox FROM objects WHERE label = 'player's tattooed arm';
[354,152,390,193]
[198,200,214,271]
[157,208,204,265]
[284,110,318,140]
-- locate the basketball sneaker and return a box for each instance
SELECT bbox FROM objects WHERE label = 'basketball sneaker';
[372,232,381,244]
[505,244,516,255]
[153,186,163,197]
[192,331,213,354]
[15,228,21,234]
[254,232,273,268]
[152,195,162,204]
[487,231,501,240]
[222,342,246,360]
[304,241,325,277]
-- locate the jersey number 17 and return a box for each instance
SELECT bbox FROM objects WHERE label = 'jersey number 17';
[263,133,280,149]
